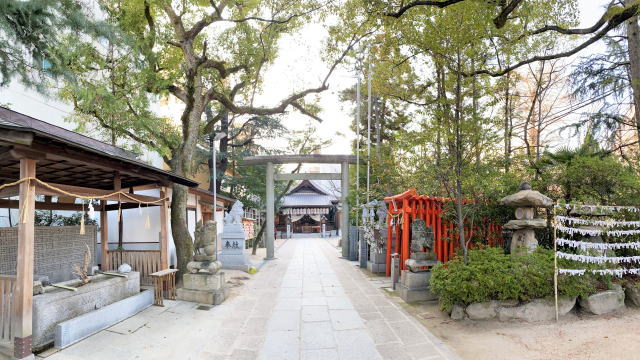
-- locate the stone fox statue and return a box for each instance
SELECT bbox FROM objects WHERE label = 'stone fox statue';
[193,220,217,256]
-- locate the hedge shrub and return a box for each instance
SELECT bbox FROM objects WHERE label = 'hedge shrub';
[430,247,601,311]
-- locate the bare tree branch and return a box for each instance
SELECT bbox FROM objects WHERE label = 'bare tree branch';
[468,5,639,77]
[226,2,327,24]
[203,28,372,119]
[384,0,466,18]
[168,85,187,102]
[291,102,323,122]
[200,60,247,77]
[493,0,526,28]
[524,1,634,38]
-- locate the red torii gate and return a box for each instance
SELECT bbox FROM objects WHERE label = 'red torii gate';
[384,189,503,276]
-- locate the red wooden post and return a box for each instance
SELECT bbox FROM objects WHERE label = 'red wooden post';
[385,203,392,276]
[401,199,410,271]
[436,201,443,262]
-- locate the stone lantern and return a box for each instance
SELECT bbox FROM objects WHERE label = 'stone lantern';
[500,182,553,254]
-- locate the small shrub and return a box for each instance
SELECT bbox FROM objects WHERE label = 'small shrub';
[430,247,600,312]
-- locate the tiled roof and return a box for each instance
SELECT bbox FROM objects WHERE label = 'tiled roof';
[0,107,139,161]
[0,106,198,187]
[0,118,22,127]
[281,193,335,207]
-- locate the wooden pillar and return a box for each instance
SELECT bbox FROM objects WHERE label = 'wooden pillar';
[114,172,123,249]
[401,199,410,271]
[340,162,349,258]
[265,162,275,260]
[100,200,109,271]
[159,187,169,269]
[14,159,35,359]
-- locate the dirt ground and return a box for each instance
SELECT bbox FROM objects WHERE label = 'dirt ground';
[401,299,640,360]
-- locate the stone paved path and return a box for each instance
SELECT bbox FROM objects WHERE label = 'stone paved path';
[39,237,457,360]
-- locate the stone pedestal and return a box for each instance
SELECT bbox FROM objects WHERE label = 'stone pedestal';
[367,251,386,273]
[177,273,229,305]
[397,270,437,303]
[218,224,251,272]
[504,219,546,254]
[510,229,537,254]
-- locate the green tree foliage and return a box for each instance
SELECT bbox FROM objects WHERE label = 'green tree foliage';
[0,0,112,92]
[34,210,98,227]
[571,35,636,149]
[535,133,640,205]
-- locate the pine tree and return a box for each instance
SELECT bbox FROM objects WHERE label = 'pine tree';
[0,0,112,92]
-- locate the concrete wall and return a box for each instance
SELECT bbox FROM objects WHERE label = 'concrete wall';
[0,225,97,283]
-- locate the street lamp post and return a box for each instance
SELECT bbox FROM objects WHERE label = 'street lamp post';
[211,132,227,224]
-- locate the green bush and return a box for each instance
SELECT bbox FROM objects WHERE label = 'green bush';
[430,247,600,311]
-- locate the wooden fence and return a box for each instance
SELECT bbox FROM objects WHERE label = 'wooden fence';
[385,189,504,275]
[106,250,161,286]
[0,275,15,343]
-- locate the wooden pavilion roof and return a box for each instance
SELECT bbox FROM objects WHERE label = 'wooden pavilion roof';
[0,107,197,193]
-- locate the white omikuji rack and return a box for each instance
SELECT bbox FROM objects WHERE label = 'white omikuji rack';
[553,204,640,321]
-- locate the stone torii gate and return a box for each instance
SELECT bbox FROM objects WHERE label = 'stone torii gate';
[240,155,357,259]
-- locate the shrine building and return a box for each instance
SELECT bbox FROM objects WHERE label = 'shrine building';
[276,180,339,235]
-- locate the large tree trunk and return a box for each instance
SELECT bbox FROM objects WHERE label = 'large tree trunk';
[170,184,192,279]
[169,75,206,279]
[218,112,229,193]
[625,1,640,152]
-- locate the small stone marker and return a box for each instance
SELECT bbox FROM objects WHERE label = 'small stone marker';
[218,200,252,272]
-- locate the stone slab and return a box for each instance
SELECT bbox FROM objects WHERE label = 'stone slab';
[55,289,153,349]
[367,262,386,274]
[220,238,247,255]
[450,304,465,320]
[465,301,498,320]
[369,252,386,264]
[219,227,251,271]
[625,284,640,307]
[503,219,547,230]
[405,259,438,272]
[579,285,625,315]
[500,189,553,207]
[176,287,229,305]
[400,270,431,289]
[182,273,225,291]
[497,297,576,322]
[217,253,251,272]
[397,285,437,303]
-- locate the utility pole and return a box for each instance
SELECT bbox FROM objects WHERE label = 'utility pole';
[367,61,372,203]
[211,132,227,224]
[356,75,361,228]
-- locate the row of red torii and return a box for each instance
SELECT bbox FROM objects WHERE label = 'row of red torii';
[383,189,504,275]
